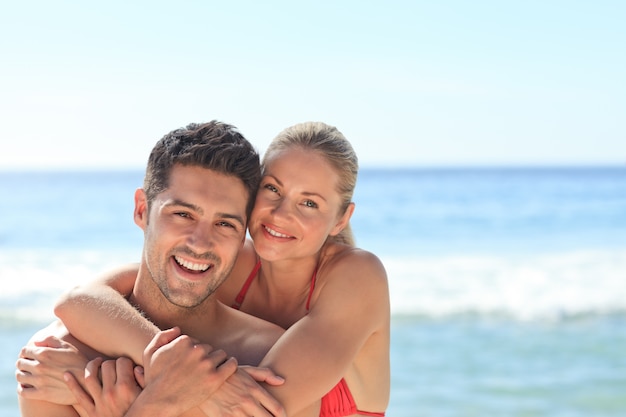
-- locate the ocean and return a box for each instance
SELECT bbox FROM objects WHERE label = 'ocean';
[1,167,625,416]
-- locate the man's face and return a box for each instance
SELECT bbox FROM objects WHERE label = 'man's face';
[135,164,248,308]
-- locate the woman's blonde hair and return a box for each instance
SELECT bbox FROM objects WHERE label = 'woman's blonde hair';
[263,122,358,246]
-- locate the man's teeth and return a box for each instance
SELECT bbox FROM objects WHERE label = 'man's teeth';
[265,226,291,238]
[175,256,210,272]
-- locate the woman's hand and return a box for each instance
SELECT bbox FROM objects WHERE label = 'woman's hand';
[16,335,88,405]
[198,367,286,417]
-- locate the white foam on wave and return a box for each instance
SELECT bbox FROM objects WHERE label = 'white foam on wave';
[3,248,625,323]
[0,249,138,323]
[384,248,626,320]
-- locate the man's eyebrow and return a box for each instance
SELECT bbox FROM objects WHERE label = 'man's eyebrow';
[219,212,246,228]
[166,199,203,214]
[166,199,245,227]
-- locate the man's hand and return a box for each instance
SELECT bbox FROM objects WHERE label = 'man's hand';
[64,357,141,417]
[198,367,286,417]
[138,327,238,415]
[16,335,88,405]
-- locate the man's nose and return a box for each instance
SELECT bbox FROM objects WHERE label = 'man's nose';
[186,223,215,252]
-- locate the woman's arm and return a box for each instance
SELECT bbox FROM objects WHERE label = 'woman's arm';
[53,251,390,415]
[259,249,390,415]
[17,322,92,417]
[54,263,155,365]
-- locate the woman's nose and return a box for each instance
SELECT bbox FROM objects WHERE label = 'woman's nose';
[270,197,293,219]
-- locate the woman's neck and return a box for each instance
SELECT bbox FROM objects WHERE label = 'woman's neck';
[251,255,319,328]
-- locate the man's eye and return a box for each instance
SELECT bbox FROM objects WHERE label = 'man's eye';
[264,184,278,193]
[217,221,236,229]
[175,212,191,218]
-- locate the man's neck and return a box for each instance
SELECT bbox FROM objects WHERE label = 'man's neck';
[129,265,221,338]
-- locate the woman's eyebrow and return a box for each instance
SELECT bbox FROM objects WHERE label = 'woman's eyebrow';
[265,175,327,202]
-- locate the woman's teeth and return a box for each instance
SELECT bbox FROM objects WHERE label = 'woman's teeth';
[265,226,291,238]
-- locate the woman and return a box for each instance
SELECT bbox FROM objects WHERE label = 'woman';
[25,122,390,417]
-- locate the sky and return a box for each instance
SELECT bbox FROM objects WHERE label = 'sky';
[1,0,625,169]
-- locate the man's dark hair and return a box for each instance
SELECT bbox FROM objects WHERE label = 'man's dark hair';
[144,121,260,220]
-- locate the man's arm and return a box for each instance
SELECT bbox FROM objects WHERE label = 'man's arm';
[63,357,141,417]
[62,328,231,417]
[62,328,284,417]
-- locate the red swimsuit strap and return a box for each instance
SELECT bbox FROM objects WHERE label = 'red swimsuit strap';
[231,261,261,310]
[233,261,319,312]
[305,266,318,311]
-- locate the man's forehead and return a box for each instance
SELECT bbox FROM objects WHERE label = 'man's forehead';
[159,166,248,220]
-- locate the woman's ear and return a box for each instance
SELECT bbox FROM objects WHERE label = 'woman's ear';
[330,202,355,236]
[134,188,149,230]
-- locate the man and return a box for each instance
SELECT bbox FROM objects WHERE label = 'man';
[17,121,286,417]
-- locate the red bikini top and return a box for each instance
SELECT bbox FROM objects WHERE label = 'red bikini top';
[231,260,317,311]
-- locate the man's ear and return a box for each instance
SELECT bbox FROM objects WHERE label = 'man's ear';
[134,188,149,230]
[330,202,355,236]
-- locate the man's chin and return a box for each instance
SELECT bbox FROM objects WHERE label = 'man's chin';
[164,289,212,309]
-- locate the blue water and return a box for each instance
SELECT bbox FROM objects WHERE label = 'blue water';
[2,167,626,416]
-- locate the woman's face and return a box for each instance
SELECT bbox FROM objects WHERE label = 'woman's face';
[249,147,347,262]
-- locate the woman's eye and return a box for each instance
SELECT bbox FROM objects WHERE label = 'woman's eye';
[264,184,278,193]
[303,200,318,209]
